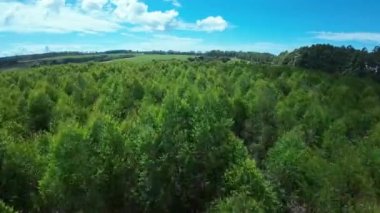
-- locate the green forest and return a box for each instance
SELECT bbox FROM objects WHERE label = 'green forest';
[1,47,380,212]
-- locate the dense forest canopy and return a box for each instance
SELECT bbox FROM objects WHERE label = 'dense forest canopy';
[1,0,380,210]
[1,57,380,212]
[275,44,380,79]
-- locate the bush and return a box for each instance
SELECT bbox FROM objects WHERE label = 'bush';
[27,90,53,132]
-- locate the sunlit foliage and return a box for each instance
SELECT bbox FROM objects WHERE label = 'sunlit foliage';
[1,60,380,212]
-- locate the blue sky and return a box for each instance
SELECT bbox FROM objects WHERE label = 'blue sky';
[0,0,380,56]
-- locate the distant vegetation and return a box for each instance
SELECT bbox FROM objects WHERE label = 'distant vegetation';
[1,54,380,212]
[275,44,380,79]
[0,51,135,70]
[124,54,192,63]
[3,44,379,79]
[0,50,276,70]
[201,50,275,64]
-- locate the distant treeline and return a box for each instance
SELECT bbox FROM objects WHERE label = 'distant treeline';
[0,50,276,70]
[2,45,380,80]
[130,50,275,64]
[204,50,275,64]
[0,52,81,69]
[0,52,134,69]
[32,54,134,66]
[0,51,84,62]
[275,44,380,79]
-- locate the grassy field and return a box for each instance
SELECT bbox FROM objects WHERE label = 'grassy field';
[0,54,193,72]
[25,53,133,63]
[0,53,134,71]
[19,54,97,62]
[110,54,192,63]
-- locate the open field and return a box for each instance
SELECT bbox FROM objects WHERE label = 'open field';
[110,54,192,63]
[0,52,134,70]
[0,53,194,71]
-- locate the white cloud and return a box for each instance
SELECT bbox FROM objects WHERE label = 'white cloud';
[0,0,228,33]
[112,0,178,31]
[112,0,146,20]
[131,10,179,31]
[114,3,228,33]
[1,43,108,56]
[196,16,228,32]
[0,35,201,56]
[81,0,108,11]
[312,32,380,43]
[2,34,296,56]
[174,16,229,32]
[38,0,65,11]
[164,0,181,7]
[0,1,120,33]
[119,35,289,54]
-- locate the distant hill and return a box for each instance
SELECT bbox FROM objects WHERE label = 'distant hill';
[0,51,135,70]
[274,44,380,79]
[3,45,380,80]
[0,50,275,70]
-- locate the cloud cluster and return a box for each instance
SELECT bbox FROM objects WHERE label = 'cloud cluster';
[112,0,179,31]
[0,1,119,33]
[81,0,108,11]
[196,16,228,32]
[38,0,65,10]
[312,32,380,43]
[2,35,291,57]
[0,0,228,33]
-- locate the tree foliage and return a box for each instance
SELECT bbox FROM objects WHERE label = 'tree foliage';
[277,44,380,80]
[0,59,380,212]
